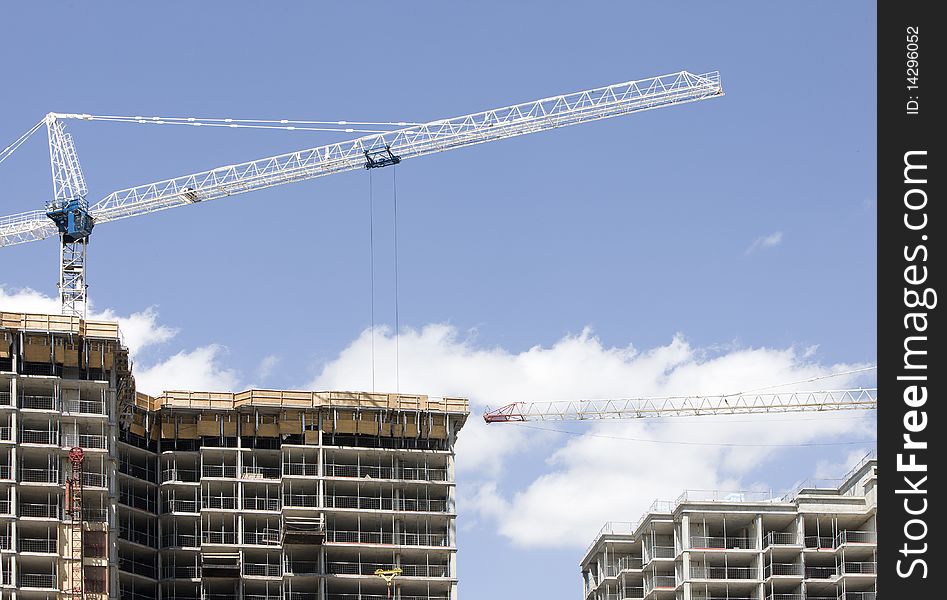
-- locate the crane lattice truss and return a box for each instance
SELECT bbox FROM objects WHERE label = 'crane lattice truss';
[65,447,85,599]
[482,388,878,423]
[2,70,722,246]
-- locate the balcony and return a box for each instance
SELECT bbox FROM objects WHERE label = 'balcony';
[325,530,449,547]
[324,495,448,513]
[647,545,675,559]
[763,532,799,548]
[0,426,12,441]
[283,462,318,477]
[325,596,448,600]
[119,461,158,483]
[323,463,449,481]
[763,562,803,578]
[84,471,109,488]
[804,566,838,579]
[121,489,158,513]
[842,561,877,575]
[645,575,676,591]
[837,530,876,545]
[19,502,60,518]
[161,533,199,548]
[62,398,107,415]
[19,429,58,445]
[120,557,158,579]
[161,468,199,483]
[203,495,238,510]
[243,529,282,546]
[119,526,157,548]
[690,535,756,550]
[283,493,319,508]
[243,562,282,577]
[160,564,201,579]
[19,537,57,553]
[0,464,11,480]
[63,433,109,450]
[202,465,237,478]
[164,499,198,514]
[804,535,836,549]
[18,573,57,589]
[0,391,11,405]
[19,395,58,411]
[242,465,280,480]
[618,555,643,571]
[324,562,450,577]
[243,496,281,511]
[690,566,758,580]
[202,530,238,545]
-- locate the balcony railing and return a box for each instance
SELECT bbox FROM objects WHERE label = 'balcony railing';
[119,460,158,482]
[764,562,803,577]
[19,502,60,518]
[202,464,237,478]
[161,533,199,548]
[160,564,201,579]
[243,529,282,545]
[805,566,838,579]
[837,530,876,545]
[243,562,282,577]
[0,464,11,480]
[325,595,448,600]
[0,426,12,441]
[19,429,58,445]
[324,495,448,512]
[202,530,238,545]
[647,575,676,589]
[19,395,58,410]
[161,468,199,483]
[19,468,59,483]
[120,557,157,578]
[203,495,238,510]
[842,561,877,575]
[647,545,675,559]
[690,566,758,580]
[120,489,157,512]
[326,530,449,547]
[690,535,756,550]
[805,535,836,549]
[623,586,644,599]
[283,462,318,477]
[242,465,281,480]
[0,499,11,514]
[84,471,108,488]
[19,537,57,553]
[323,463,449,481]
[763,531,799,547]
[62,398,107,415]
[119,526,157,547]
[0,391,11,405]
[284,560,320,575]
[244,496,281,511]
[18,573,57,589]
[324,562,450,577]
[618,555,643,571]
[164,499,199,513]
[63,433,109,450]
[284,493,319,508]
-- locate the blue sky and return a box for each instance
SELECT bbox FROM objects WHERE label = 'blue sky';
[1,2,876,598]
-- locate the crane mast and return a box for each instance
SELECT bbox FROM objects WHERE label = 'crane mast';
[482,388,878,423]
[0,70,723,316]
[65,447,86,600]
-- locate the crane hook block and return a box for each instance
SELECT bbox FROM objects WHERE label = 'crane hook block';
[47,198,94,243]
[364,146,401,169]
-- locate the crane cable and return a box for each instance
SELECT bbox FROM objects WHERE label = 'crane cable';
[369,170,376,393]
[0,118,45,168]
[54,113,421,134]
[393,167,400,393]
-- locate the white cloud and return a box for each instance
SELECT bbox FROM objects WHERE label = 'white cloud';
[134,345,241,395]
[310,324,876,548]
[746,231,784,254]
[257,355,280,380]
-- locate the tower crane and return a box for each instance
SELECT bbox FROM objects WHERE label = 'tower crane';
[482,388,878,423]
[0,70,724,317]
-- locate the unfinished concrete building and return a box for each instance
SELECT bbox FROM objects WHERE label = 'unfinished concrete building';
[581,455,877,600]
[1,311,468,600]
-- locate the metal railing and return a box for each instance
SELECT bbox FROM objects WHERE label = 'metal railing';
[284,560,320,575]
[242,465,281,480]
[842,561,877,574]
[805,535,836,549]
[282,462,319,477]
[324,562,449,577]
[804,566,838,579]
[203,495,238,509]
[120,557,157,578]
[763,531,799,547]
[690,535,755,549]
[119,526,157,547]
[837,530,876,545]
[161,467,199,482]
[647,575,676,589]
[19,395,57,410]
[0,464,11,480]
[20,429,58,444]
[19,537,57,553]
[62,398,107,414]
[618,555,643,571]
[283,493,320,507]
[84,471,108,488]
[0,499,11,514]
[18,573,57,589]
[62,433,108,449]
[119,460,157,482]
[161,533,199,548]
[647,545,676,559]
[690,566,758,580]
[202,530,238,545]
[324,495,448,512]
[202,464,237,478]
[764,562,803,577]
[0,391,11,405]
[0,426,12,441]
[326,530,449,547]
[160,564,201,579]
[165,499,198,513]
[244,496,281,511]
[243,562,282,577]
[119,488,157,512]
[19,468,59,483]
[623,586,644,599]
[244,529,282,545]
[322,463,449,481]
[324,596,448,600]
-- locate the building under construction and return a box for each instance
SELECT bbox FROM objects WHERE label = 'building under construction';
[581,455,877,600]
[0,311,468,600]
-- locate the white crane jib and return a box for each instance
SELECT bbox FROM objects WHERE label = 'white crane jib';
[0,70,724,317]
